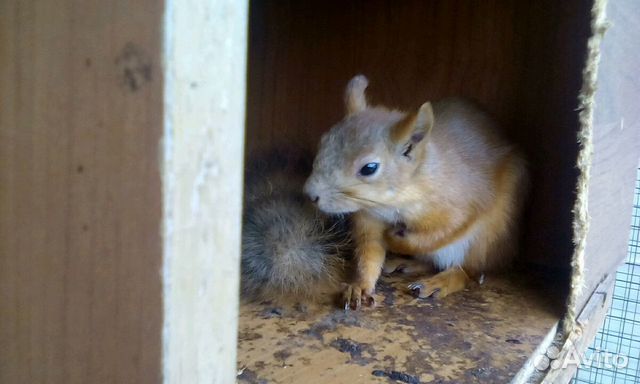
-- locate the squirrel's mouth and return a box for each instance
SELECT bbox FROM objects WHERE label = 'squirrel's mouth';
[314,199,361,216]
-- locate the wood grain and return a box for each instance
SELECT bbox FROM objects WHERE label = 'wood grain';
[246,0,592,272]
[0,1,163,383]
[162,0,247,383]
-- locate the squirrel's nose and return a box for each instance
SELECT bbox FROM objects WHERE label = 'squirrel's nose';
[310,195,320,204]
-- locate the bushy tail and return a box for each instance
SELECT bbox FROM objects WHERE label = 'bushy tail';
[241,150,352,302]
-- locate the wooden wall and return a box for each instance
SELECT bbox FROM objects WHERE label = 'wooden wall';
[246,0,592,270]
[576,0,640,314]
[0,1,164,383]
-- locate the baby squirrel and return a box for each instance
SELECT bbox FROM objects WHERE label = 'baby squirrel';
[304,75,529,309]
[241,150,352,302]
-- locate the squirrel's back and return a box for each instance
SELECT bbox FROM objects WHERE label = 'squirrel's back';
[415,98,529,270]
[241,150,352,302]
[423,98,524,211]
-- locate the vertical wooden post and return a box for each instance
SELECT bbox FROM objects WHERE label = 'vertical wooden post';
[1,0,247,383]
[1,0,164,382]
[162,0,247,383]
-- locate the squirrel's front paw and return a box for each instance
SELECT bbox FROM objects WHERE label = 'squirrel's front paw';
[341,283,375,310]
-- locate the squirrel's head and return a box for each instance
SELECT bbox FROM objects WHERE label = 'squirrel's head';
[304,75,434,214]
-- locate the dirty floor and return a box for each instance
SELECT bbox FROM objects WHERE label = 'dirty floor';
[237,272,563,384]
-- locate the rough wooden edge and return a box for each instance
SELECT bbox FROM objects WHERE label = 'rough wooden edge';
[511,275,614,384]
[566,0,609,334]
[539,273,615,384]
[162,0,248,383]
[510,322,561,384]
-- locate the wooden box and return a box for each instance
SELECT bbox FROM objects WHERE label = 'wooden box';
[1,0,638,383]
[238,1,639,383]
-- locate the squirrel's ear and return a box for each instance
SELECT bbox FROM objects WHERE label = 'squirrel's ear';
[391,102,434,144]
[344,75,369,116]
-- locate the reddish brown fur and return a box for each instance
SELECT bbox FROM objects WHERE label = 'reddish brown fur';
[304,76,528,308]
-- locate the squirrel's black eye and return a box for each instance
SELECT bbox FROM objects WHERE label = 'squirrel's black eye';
[359,162,379,176]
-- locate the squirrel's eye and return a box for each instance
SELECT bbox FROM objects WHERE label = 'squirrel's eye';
[359,162,379,176]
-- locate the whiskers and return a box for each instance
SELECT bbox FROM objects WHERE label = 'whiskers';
[339,181,370,189]
[336,191,387,209]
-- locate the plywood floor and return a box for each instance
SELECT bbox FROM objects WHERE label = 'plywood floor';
[237,271,562,384]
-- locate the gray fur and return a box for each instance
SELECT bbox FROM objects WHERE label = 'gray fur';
[241,151,352,302]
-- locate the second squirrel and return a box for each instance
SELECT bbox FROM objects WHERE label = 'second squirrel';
[241,150,352,303]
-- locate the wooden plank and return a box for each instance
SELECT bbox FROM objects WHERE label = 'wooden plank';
[237,274,562,384]
[540,274,615,384]
[575,0,640,315]
[161,0,248,383]
[0,1,163,383]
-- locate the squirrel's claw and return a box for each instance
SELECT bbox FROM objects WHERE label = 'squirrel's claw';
[408,282,426,297]
[408,267,470,299]
[343,284,362,310]
[408,282,440,298]
[342,283,375,310]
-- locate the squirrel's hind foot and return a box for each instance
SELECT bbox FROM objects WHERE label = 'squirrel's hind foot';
[407,267,470,299]
[383,256,432,276]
